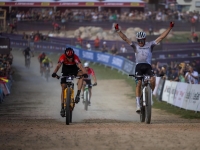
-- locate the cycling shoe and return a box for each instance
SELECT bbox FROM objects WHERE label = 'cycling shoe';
[60,109,65,117]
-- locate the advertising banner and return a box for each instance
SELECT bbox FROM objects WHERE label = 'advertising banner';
[162,80,172,102]
[156,78,165,101]
[168,81,178,105]
[96,52,111,66]
[2,2,145,7]
[10,39,28,49]
[186,84,200,111]
[82,50,95,61]
[110,56,124,70]
[182,84,193,109]
[173,82,188,108]
[122,59,135,75]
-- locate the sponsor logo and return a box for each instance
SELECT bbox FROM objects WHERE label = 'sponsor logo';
[97,54,110,63]
[82,51,94,60]
[0,45,8,49]
[111,57,123,68]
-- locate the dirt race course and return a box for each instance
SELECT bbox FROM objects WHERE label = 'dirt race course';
[0,50,200,150]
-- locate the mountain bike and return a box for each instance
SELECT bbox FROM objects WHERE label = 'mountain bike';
[129,74,153,124]
[25,55,31,68]
[82,84,96,111]
[57,75,81,125]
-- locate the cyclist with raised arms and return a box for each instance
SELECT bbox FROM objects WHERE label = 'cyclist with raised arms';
[114,22,174,113]
[51,47,88,117]
[82,62,97,105]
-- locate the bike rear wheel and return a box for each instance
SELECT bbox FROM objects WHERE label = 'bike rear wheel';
[84,91,89,111]
[45,70,49,82]
[66,87,71,125]
[70,111,72,123]
[145,85,152,124]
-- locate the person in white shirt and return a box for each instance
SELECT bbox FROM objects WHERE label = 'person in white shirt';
[119,44,127,53]
[185,65,199,84]
[86,41,91,50]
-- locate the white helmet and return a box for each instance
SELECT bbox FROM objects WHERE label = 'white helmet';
[136,31,146,39]
[84,62,89,67]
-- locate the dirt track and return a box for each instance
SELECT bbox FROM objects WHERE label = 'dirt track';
[0,50,200,150]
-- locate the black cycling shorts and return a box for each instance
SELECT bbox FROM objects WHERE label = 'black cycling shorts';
[83,79,92,88]
[135,63,154,81]
[60,64,80,84]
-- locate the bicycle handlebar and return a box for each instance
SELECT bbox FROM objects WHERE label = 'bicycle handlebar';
[56,75,82,80]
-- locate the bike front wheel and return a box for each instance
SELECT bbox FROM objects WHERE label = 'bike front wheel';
[140,94,145,122]
[145,85,152,124]
[66,87,71,125]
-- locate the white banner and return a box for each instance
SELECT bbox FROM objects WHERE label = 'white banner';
[173,82,188,108]
[196,102,200,111]
[182,84,192,109]
[162,80,172,102]
[186,84,200,111]
[168,81,178,105]
[153,77,161,95]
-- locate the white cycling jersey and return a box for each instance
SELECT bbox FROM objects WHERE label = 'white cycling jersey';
[131,40,157,65]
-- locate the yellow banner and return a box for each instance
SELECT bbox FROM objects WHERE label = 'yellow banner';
[86,2,94,6]
[131,3,139,6]
[41,2,50,6]
[0,2,5,6]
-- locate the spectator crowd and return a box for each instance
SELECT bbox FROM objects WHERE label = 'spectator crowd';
[0,51,14,103]
[152,61,200,84]
[7,8,200,25]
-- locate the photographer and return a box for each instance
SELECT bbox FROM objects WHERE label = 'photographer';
[185,65,199,84]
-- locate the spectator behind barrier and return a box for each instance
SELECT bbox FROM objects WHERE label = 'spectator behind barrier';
[185,65,199,84]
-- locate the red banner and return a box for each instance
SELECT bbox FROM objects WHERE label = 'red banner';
[0,2,145,7]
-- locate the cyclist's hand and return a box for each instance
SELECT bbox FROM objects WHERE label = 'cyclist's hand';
[170,22,174,28]
[82,74,88,78]
[93,83,97,86]
[52,72,57,78]
[114,23,120,32]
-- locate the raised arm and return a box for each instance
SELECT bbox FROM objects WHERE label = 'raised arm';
[155,22,174,44]
[114,23,132,45]
[114,23,136,52]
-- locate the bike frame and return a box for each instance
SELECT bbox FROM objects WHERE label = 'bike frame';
[58,75,81,125]
[25,55,31,68]
[129,74,153,124]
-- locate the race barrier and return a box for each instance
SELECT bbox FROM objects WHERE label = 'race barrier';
[154,77,200,112]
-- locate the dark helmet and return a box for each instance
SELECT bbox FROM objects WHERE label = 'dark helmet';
[65,47,74,58]
[42,52,45,55]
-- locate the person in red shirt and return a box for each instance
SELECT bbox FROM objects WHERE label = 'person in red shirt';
[82,62,97,105]
[52,22,61,33]
[94,36,100,50]
[38,52,46,75]
[52,47,88,117]
[76,35,83,47]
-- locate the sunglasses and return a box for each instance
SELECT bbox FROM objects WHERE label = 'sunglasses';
[137,39,145,43]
